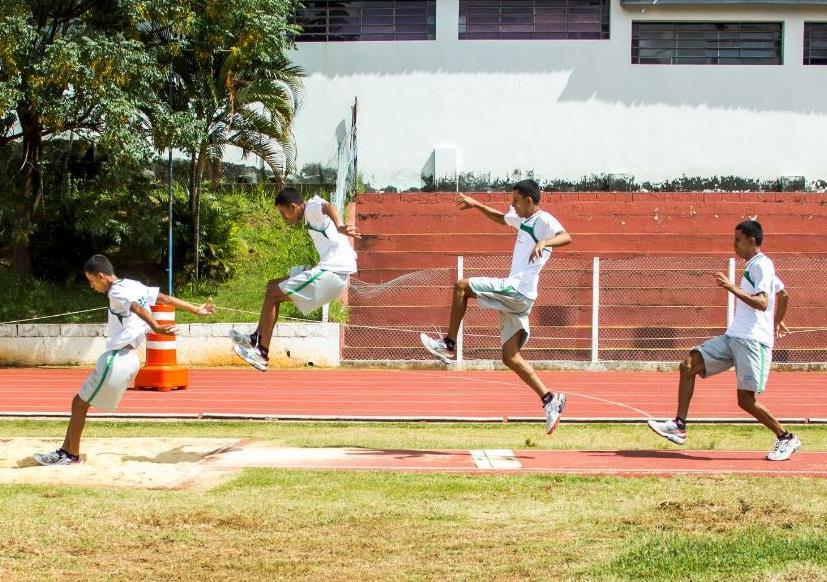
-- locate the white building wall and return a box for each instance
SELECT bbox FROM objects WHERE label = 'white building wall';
[287,0,827,189]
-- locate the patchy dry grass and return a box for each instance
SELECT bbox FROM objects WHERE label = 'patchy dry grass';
[0,472,825,580]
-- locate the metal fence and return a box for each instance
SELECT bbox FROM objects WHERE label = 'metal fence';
[344,255,827,364]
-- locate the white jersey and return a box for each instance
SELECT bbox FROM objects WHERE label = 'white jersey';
[304,195,357,274]
[725,253,778,348]
[106,279,160,351]
[503,207,565,300]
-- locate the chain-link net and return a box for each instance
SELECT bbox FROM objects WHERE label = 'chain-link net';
[345,266,458,360]
[462,255,593,361]
[598,256,728,362]
[343,255,827,364]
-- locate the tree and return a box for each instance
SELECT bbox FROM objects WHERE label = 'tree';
[0,0,175,278]
[161,0,304,280]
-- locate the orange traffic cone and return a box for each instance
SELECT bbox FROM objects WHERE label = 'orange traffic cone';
[131,304,188,392]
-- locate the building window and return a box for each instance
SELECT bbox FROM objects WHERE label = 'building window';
[804,23,827,65]
[294,1,436,42]
[631,22,782,65]
[459,0,610,40]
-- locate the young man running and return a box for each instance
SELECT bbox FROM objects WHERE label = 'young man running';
[419,180,572,434]
[647,220,799,461]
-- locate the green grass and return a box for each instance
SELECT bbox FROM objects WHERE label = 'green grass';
[0,471,825,580]
[0,192,345,326]
[3,419,826,451]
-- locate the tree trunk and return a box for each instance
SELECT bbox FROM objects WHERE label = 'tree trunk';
[10,243,33,280]
[12,108,44,280]
[188,152,197,214]
[191,144,208,281]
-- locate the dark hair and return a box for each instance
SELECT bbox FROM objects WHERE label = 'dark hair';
[275,187,302,207]
[736,220,763,246]
[512,179,541,204]
[84,254,114,275]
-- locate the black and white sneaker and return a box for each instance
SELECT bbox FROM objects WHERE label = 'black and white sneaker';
[229,329,257,349]
[647,419,687,446]
[543,393,566,434]
[419,333,456,364]
[233,344,269,372]
[766,434,801,461]
[33,448,82,466]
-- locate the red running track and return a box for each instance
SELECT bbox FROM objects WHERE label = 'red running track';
[0,367,825,421]
[204,446,827,477]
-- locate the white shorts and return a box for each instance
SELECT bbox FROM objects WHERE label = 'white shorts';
[279,266,349,315]
[468,277,534,348]
[77,347,140,412]
[695,335,772,393]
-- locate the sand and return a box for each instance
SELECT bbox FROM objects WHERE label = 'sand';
[0,437,239,490]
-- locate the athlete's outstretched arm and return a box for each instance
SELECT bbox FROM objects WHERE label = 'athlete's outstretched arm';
[455,194,506,225]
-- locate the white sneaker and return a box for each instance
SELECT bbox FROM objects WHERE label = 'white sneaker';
[33,449,83,466]
[419,333,456,364]
[647,419,687,445]
[229,329,255,349]
[233,344,268,372]
[543,393,566,434]
[766,435,801,461]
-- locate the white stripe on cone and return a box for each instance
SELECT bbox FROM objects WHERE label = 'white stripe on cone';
[147,341,177,350]
[153,312,176,321]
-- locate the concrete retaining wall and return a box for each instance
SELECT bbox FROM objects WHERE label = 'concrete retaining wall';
[0,323,341,367]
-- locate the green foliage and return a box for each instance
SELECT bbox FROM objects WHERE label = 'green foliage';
[0,1,167,155]
[0,0,304,280]
[158,0,305,178]
[27,180,243,286]
[413,172,822,193]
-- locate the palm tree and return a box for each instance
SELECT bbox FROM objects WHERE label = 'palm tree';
[139,5,304,281]
[187,47,303,278]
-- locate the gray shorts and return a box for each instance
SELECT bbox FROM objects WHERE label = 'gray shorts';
[695,334,772,393]
[77,347,140,412]
[279,267,349,315]
[468,277,534,348]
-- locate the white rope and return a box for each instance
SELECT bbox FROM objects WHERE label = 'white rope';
[0,307,106,326]
[211,305,827,342]
[3,304,823,345]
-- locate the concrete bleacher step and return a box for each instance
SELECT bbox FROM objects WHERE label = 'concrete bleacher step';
[357,233,827,254]
[356,211,827,236]
[355,249,825,271]
[348,305,594,327]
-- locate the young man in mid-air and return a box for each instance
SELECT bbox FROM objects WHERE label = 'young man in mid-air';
[420,180,572,434]
[231,187,359,371]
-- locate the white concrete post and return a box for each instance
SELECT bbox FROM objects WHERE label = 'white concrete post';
[591,256,600,363]
[456,255,464,370]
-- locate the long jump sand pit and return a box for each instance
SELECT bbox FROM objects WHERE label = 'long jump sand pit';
[0,437,240,490]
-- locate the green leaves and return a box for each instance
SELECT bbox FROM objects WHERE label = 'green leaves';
[1,0,304,278]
